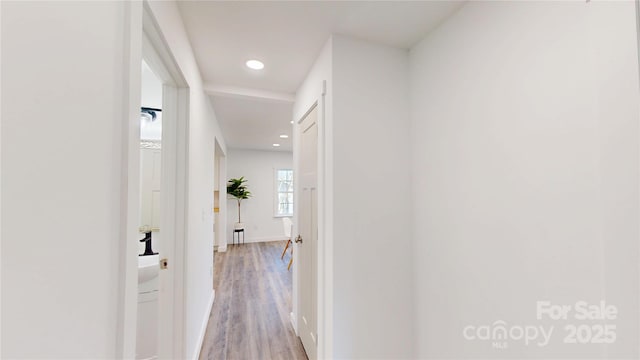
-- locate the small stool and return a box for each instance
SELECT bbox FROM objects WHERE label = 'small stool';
[233,228,245,245]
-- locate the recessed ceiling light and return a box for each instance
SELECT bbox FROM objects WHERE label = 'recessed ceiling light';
[290,121,294,124]
[272,143,280,147]
[246,59,264,70]
[279,134,289,139]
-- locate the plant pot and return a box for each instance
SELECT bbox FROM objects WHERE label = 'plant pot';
[234,222,245,230]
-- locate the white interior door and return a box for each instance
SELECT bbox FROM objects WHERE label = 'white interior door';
[298,106,318,360]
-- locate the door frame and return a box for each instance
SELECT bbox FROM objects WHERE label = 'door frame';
[116,2,190,358]
[214,138,227,252]
[293,80,332,359]
[635,1,640,358]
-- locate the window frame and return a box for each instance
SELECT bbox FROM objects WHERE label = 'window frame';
[274,168,294,217]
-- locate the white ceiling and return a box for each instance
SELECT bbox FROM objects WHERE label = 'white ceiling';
[212,95,293,151]
[177,1,464,151]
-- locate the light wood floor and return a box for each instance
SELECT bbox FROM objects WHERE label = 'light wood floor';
[199,241,308,360]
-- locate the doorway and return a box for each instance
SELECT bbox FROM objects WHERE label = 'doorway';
[141,24,190,358]
[213,139,227,253]
[136,59,163,360]
[118,4,191,358]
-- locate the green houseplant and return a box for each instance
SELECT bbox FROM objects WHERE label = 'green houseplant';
[227,177,252,229]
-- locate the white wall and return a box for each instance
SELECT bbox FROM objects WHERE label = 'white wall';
[226,149,292,244]
[331,35,414,359]
[1,2,225,358]
[141,60,162,109]
[1,2,131,357]
[410,1,640,358]
[146,2,228,359]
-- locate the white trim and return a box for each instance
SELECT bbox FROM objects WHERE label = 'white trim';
[318,78,333,360]
[170,86,189,359]
[141,5,186,88]
[636,0,640,89]
[0,3,3,357]
[214,138,228,253]
[117,2,143,358]
[635,2,640,358]
[192,290,215,360]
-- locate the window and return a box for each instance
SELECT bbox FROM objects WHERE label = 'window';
[275,169,293,217]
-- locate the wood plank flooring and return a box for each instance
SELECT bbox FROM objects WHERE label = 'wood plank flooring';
[199,241,308,360]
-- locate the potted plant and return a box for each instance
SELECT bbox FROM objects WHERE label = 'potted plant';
[227,176,252,229]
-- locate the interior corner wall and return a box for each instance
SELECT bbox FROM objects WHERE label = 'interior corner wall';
[146,2,228,359]
[1,2,131,357]
[410,1,640,358]
[226,149,292,245]
[331,35,414,359]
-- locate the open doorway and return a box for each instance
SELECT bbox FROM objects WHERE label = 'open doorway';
[136,59,163,360]
[213,139,227,254]
[140,25,190,358]
[198,109,300,359]
[118,5,191,358]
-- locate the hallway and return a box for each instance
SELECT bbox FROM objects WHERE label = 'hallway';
[199,241,307,360]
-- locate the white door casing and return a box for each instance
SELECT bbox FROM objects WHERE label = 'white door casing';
[297,105,319,360]
[119,2,189,358]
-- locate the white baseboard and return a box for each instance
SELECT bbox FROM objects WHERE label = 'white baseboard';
[193,290,215,360]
